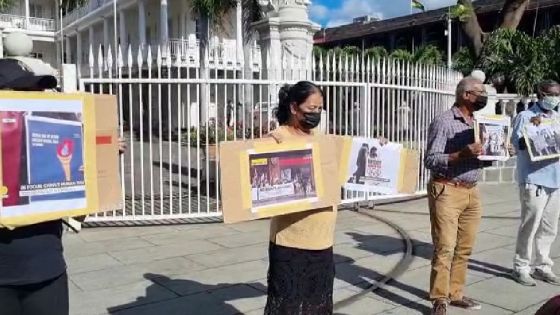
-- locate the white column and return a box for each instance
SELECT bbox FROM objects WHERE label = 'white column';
[160,0,169,46]
[103,17,110,53]
[24,0,30,29]
[89,26,94,55]
[236,0,243,63]
[119,10,127,49]
[65,36,71,63]
[138,0,146,47]
[0,29,3,58]
[180,1,186,36]
[77,31,82,75]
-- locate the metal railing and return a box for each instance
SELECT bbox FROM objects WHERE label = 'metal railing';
[76,44,461,223]
[0,14,56,32]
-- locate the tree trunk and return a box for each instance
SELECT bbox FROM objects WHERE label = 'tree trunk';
[457,0,485,57]
[500,0,530,29]
[457,0,529,58]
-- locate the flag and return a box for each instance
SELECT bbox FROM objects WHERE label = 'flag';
[412,0,425,11]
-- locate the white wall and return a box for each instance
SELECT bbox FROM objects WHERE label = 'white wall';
[33,40,56,65]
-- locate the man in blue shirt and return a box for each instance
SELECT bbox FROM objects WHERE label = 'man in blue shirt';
[511,80,560,286]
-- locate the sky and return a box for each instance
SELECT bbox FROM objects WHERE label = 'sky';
[310,0,456,28]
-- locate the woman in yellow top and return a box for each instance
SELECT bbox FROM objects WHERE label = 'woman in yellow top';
[265,81,337,315]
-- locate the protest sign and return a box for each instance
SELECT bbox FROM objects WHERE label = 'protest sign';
[474,114,511,161]
[0,92,121,228]
[523,118,560,162]
[343,137,419,195]
[220,135,345,224]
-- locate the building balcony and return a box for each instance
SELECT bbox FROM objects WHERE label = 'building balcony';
[165,37,261,67]
[62,0,109,26]
[0,14,56,32]
[78,37,262,76]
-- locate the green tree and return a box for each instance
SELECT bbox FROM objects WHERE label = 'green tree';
[451,47,475,75]
[390,49,413,62]
[413,45,443,66]
[364,46,388,60]
[456,0,530,57]
[477,28,553,96]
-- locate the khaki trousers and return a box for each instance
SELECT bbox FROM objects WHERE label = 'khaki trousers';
[428,181,482,301]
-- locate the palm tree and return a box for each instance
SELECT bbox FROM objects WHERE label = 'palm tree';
[190,0,263,122]
[364,46,388,61]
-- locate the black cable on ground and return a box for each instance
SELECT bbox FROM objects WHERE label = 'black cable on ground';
[333,206,415,311]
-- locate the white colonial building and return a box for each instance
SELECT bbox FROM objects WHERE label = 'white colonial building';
[0,0,58,65]
[60,0,263,75]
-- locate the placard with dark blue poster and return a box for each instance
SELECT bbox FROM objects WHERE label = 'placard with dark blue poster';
[24,115,85,203]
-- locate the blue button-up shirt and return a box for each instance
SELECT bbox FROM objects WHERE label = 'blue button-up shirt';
[425,106,484,184]
[511,103,560,189]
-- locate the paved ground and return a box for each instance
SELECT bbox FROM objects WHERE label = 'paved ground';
[65,183,560,315]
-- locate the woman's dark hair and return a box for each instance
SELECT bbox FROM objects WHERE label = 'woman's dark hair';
[276,81,324,125]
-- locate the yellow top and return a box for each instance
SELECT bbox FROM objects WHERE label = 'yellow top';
[268,126,337,250]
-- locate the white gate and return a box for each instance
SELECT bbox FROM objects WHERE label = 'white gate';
[77,45,461,223]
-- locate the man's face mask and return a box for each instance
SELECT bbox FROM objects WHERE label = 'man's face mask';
[542,95,560,111]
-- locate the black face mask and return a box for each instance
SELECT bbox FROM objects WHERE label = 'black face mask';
[473,95,488,111]
[301,112,321,129]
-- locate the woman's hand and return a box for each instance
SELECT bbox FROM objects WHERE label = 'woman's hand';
[378,137,389,146]
[118,138,127,154]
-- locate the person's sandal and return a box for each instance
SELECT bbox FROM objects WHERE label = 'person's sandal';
[431,300,447,315]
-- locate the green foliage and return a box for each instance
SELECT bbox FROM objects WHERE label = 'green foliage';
[413,45,444,66]
[191,0,237,21]
[389,49,413,62]
[314,44,444,66]
[0,0,16,13]
[341,46,361,56]
[364,46,388,60]
[477,28,554,96]
[313,46,328,59]
[540,26,560,83]
[452,47,476,75]
[449,4,473,22]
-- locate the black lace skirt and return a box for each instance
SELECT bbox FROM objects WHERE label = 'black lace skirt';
[264,242,335,315]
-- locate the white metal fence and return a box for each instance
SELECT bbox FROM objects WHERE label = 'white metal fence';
[77,44,461,223]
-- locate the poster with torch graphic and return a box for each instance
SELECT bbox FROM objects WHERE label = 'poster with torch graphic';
[0,97,86,217]
[24,116,85,202]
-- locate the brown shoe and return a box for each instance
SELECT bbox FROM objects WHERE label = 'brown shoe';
[431,300,447,315]
[450,296,482,310]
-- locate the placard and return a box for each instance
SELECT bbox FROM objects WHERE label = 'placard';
[0,92,122,228]
[220,135,344,224]
[342,137,419,195]
[474,114,511,161]
[523,118,560,162]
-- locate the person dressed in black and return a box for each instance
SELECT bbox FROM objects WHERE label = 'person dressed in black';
[0,58,126,315]
[0,58,70,315]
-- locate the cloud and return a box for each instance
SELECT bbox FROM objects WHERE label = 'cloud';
[311,0,384,28]
[312,0,456,28]
[310,4,329,20]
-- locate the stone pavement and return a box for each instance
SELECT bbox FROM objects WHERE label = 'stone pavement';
[64,183,560,315]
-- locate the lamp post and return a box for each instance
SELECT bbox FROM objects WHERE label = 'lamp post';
[446,10,452,68]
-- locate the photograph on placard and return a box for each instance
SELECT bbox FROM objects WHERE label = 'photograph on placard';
[523,118,560,161]
[474,114,511,161]
[248,147,318,209]
[344,137,403,194]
